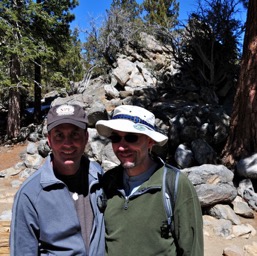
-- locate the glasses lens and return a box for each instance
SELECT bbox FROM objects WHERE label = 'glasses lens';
[109,134,122,143]
[109,134,139,143]
[124,134,138,143]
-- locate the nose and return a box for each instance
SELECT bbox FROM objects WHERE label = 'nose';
[118,138,131,149]
[63,135,73,146]
[117,144,125,151]
[112,138,128,151]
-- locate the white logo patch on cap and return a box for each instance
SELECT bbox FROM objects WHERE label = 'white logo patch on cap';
[56,105,75,116]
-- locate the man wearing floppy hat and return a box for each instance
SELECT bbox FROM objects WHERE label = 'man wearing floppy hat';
[10,104,105,256]
[96,105,203,256]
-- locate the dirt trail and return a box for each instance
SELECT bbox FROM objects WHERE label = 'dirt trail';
[0,143,27,171]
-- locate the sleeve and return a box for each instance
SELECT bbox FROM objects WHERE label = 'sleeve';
[10,190,40,256]
[173,172,204,256]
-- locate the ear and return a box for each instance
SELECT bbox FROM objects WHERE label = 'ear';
[47,133,52,148]
[85,130,89,143]
[148,138,156,148]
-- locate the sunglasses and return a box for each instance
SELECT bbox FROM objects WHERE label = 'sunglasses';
[109,133,139,143]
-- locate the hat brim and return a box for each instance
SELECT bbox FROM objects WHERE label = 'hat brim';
[47,118,87,132]
[96,119,168,146]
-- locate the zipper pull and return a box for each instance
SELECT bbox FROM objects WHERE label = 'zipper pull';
[124,198,129,210]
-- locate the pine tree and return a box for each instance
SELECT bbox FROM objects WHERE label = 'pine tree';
[0,0,24,138]
[0,0,79,136]
[84,1,144,71]
[29,0,78,122]
[171,0,242,98]
[222,0,257,166]
[143,0,179,28]
[111,0,142,20]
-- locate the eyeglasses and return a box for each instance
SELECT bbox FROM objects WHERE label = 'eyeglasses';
[109,134,139,143]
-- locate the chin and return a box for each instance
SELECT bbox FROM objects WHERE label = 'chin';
[122,162,136,169]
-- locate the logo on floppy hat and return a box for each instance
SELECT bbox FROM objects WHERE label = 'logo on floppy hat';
[95,105,168,146]
[133,124,147,131]
[47,104,88,132]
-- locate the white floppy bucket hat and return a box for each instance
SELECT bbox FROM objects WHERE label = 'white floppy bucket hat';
[95,105,168,146]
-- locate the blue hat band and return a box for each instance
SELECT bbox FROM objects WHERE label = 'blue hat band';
[112,114,155,130]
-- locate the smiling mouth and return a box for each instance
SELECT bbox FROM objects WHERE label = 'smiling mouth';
[62,150,76,155]
[119,152,133,158]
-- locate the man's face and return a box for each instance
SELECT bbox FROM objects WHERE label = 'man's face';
[47,123,88,175]
[110,131,155,176]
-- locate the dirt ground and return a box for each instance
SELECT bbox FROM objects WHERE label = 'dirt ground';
[0,143,27,171]
[0,144,257,255]
[204,212,257,255]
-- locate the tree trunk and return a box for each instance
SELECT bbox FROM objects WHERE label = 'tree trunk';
[7,88,20,138]
[7,53,21,139]
[222,0,257,167]
[34,58,42,123]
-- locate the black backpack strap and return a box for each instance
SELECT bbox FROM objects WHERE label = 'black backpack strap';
[161,164,180,239]
[96,172,108,212]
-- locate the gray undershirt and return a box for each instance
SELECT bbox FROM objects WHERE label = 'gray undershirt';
[123,163,157,196]
[73,193,93,254]
[56,165,93,255]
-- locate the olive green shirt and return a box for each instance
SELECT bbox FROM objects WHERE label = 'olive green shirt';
[102,165,203,256]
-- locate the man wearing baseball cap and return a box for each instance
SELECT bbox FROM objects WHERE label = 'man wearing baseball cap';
[10,104,105,256]
[96,105,203,256]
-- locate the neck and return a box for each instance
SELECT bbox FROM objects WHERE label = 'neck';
[52,161,80,176]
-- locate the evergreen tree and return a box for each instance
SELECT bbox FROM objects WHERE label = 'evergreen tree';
[46,28,85,94]
[0,0,25,138]
[111,0,142,20]
[143,0,179,28]
[29,0,78,122]
[222,0,257,166]
[0,0,79,136]
[83,4,144,72]
[173,0,242,99]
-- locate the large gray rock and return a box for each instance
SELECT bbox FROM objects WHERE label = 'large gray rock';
[113,58,156,89]
[182,164,237,207]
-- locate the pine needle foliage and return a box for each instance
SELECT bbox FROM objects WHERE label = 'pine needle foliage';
[143,0,179,29]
